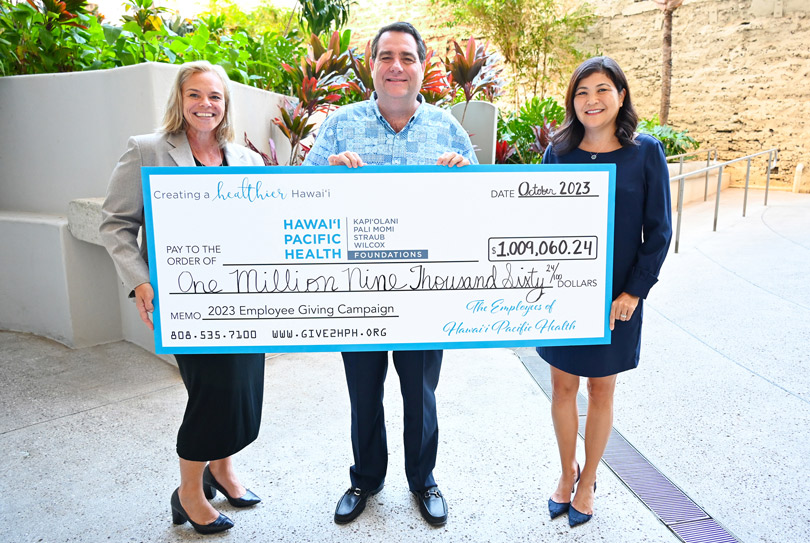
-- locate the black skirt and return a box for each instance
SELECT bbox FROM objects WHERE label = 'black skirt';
[174,353,265,461]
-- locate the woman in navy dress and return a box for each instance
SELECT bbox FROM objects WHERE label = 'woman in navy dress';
[538,56,672,527]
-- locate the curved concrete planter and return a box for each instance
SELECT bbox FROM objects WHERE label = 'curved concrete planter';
[0,63,290,355]
[450,100,498,165]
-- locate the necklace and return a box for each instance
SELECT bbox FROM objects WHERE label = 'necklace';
[583,139,617,160]
[589,143,609,160]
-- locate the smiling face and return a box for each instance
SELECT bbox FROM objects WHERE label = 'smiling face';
[181,71,225,137]
[572,71,626,135]
[371,31,425,108]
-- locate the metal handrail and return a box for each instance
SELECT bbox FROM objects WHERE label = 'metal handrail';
[666,148,719,203]
[671,148,779,253]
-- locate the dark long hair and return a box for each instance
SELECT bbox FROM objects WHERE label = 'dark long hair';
[551,56,638,156]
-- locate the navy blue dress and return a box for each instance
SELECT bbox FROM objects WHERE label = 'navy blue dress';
[536,133,672,377]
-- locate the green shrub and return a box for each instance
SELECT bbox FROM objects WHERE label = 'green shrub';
[0,0,103,74]
[0,0,305,95]
[637,116,699,158]
[497,96,565,164]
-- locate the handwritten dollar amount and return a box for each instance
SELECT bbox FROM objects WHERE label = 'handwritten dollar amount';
[488,236,598,261]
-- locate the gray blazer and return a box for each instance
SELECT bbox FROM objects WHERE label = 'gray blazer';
[99,131,264,293]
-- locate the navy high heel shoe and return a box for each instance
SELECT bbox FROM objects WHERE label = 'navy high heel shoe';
[171,488,234,534]
[548,498,570,519]
[202,465,261,507]
[568,481,597,528]
[548,463,581,519]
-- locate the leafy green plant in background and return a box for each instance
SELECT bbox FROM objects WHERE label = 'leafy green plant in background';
[296,0,352,36]
[307,29,352,80]
[0,0,305,94]
[280,30,351,104]
[202,0,293,36]
[497,95,564,163]
[162,13,194,36]
[195,12,228,39]
[0,0,581,168]
[637,116,699,157]
[274,30,349,164]
[433,0,594,105]
[0,0,97,74]
[121,0,168,32]
[241,30,305,94]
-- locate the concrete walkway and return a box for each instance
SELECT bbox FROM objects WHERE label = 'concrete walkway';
[1,188,808,543]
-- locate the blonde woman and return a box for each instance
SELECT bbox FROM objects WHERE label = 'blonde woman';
[100,61,265,535]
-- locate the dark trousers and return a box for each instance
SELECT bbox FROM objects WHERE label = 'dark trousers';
[341,349,442,493]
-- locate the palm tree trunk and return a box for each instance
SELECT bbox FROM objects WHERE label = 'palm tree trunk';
[660,9,673,125]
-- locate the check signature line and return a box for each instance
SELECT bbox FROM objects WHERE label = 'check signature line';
[220,260,480,266]
[168,286,554,295]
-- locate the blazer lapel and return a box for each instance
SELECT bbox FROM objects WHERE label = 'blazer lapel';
[223,143,243,166]
[167,132,195,167]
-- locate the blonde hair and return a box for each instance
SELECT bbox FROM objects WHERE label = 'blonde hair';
[161,61,235,145]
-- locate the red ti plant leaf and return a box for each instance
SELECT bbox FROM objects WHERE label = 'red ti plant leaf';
[495,140,516,164]
[446,37,505,122]
[528,119,558,157]
[273,99,319,165]
[420,49,451,105]
[304,31,352,80]
[348,40,374,101]
[244,132,279,166]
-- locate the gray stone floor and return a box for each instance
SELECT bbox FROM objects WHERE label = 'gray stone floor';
[1,188,808,542]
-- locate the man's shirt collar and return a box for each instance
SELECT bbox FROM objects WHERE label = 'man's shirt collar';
[371,92,425,131]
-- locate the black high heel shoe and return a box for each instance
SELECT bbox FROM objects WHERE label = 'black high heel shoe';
[548,463,581,519]
[171,488,234,534]
[568,481,597,528]
[203,465,262,507]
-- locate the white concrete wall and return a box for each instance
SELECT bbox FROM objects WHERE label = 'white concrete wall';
[0,62,290,216]
[0,212,121,347]
[0,63,291,350]
[450,100,498,165]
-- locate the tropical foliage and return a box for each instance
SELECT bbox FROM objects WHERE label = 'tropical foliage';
[296,0,352,36]
[444,37,504,121]
[637,116,699,157]
[432,0,594,103]
[0,0,305,91]
[0,0,95,74]
[0,0,697,164]
[418,50,451,105]
[275,30,349,164]
[497,96,564,164]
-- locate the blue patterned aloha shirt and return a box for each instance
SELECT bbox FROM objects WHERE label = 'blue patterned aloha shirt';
[303,94,478,166]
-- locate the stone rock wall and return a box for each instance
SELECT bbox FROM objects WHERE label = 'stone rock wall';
[347,0,810,190]
[347,0,464,55]
[580,0,809,190]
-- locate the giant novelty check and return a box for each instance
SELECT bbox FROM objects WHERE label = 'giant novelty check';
[142,164,615,354]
